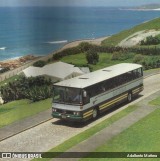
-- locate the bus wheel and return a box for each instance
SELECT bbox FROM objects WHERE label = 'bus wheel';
[92,108,98,119]
[127,92,132,102]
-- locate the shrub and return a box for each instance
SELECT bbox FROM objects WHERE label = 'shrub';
[141,56,160,70]
[33,60,46,67]
[0,76,52,103]
[111,52,134,61]
[111,52,122,60]
[133,54,145,64]
[78,42,93,52]
[140,35,160,45]
[0,67,10,74]
[24,85,52,102]
[52,46,81,60]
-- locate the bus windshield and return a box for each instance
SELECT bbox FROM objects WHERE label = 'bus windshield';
[53,86,82,105]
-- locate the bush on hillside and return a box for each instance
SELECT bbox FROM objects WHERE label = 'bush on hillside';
[142,57,160,70]
[133,54,145,64]
[33,60,46,67]
[140,35,160,45]
[0,67,10,74]
[25,85,52,102]
[52,46,81,60]
[0,76,52,103]
[111,52,134,61]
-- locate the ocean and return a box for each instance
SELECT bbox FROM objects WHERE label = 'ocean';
[0,7,160,61]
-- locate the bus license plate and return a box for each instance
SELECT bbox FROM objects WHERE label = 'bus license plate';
[62,115,66,119]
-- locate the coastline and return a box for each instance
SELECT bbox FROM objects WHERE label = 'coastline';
[42,36,109,60]
[120,8,160,11]
[0,36,109,70]
[0,55,41,70]
[60,36,109,50]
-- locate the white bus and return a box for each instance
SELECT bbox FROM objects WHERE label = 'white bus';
[52,63,143,122]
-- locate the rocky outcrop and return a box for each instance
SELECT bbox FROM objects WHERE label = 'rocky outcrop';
[0,55,39,70]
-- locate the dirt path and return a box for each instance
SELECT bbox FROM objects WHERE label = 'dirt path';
[118,30,160,47]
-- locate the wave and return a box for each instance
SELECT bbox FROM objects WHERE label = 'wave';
[0,47,6,50]
[46,40,68,44]
[10,56,22,60]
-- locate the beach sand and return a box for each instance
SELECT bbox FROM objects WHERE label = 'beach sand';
[61,36,109,49]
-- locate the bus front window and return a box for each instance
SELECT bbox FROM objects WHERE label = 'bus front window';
[53,86,65,103]
[53,86,82,104]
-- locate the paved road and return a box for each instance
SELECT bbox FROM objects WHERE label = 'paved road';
[0,74,160,161]
[53,91,160,161]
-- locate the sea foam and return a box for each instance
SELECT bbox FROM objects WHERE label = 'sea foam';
[47,40,68,44]
[0,47,6,50]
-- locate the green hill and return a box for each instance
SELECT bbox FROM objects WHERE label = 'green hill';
[102,17,160,46]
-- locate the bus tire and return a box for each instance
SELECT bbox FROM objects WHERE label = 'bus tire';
[92,108,98,119]
[127,92,132,102]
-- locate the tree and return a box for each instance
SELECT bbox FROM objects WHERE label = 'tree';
[78,42,92,52]
[86,49,99,64]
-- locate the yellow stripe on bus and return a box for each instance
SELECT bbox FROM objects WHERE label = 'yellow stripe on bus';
[133,86,143,94]
[133,88,139,92]
[133,89,139,94]
[100,94,127,110]
[83,110,93,118]
[100,95,127,110]
[83,110,93,116]
[100,94,127,108]
[83,113,93,118]
[100,93,127,109]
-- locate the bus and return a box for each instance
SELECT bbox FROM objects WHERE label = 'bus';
[52,63,143,122]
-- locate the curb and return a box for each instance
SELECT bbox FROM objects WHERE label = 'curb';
[0,118,53,142]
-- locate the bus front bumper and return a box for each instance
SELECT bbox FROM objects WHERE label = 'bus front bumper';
[52,112,84,122]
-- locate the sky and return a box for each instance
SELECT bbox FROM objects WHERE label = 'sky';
[0,0,160,7]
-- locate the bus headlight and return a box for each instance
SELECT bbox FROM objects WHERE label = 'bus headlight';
[53,108,57,112]
[73,112,80,116]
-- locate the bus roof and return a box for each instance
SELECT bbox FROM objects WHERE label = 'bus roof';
[54,63,142,88]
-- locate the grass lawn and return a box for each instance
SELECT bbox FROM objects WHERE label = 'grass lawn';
[145,68,160,74]
[33,105,139,161]
[149,96,160,106]
[61,52,134,71]
[0,98,52,128]
[0,75,21,87]
[61,52,160,72]
[61,53,87,66]
[80,108,160,161]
